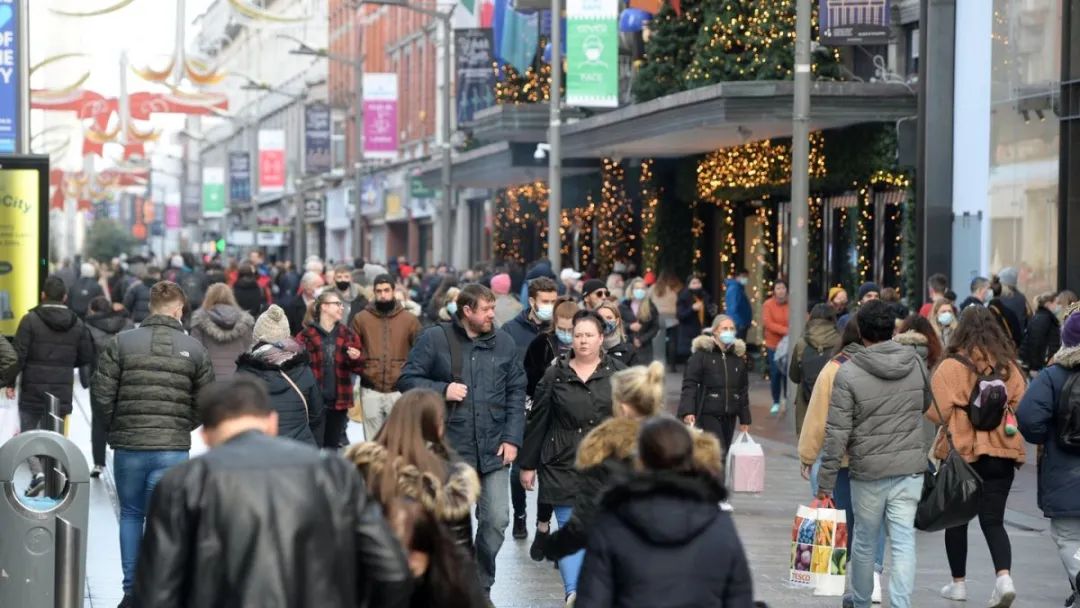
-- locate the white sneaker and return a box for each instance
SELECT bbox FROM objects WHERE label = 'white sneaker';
[719,501,735,512]
[941,581,967,601]
[988,575,1015,608]
[872,572,882,604]
[565,591,577,607]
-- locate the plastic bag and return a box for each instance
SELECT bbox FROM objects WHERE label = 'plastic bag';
[915,449,982,532]
[789,499,848,592]
[0,391,18,445]
[348,377,365,423]
[726,431,764,493]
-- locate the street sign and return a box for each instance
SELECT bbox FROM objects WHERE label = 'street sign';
[228,151,251,203]
[0,1,21,153]
[819,0,891,46]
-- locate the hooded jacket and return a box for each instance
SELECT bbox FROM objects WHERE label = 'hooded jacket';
[190,305,255,381]
[723,278,752,332]
[818,340,931,492]
[236,340,323,446]
[14,304,94,414]
[350,301,422,394]
[677,335,750,424]
[122,277,156,323]
[84,311,135,374]
[1017,345,1080,517]
[575,471,754,608]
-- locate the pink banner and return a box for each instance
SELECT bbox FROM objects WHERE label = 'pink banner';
[258,130,286,192]
[362,73,398,159]
[165,205,181,228]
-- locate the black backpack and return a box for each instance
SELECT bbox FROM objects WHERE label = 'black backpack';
[952,355,1009,431]
[799,344,831,397]
[1057,370,1080,453]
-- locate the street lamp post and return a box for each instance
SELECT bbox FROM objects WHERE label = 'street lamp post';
[547,0,562,274]
[788,0,811,401]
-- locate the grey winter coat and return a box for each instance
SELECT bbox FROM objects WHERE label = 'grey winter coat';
[189,304,254,381]
[817,339,931,492]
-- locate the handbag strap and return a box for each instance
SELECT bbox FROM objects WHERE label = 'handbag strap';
[917,360,958,451]
[279,370,309,420]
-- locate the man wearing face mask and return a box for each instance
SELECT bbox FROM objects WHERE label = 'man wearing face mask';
[331,264,369,328]
[351,274,422,439]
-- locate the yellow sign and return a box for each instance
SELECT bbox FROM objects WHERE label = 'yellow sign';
[0,168,40,336]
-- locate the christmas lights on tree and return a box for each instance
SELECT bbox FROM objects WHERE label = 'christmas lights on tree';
[639,159,661,273]
[595,159,636,275]
[493,182,550,263]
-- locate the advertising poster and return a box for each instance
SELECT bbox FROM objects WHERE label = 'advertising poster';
[362,73,399,160]
[202,166,226,218]
[0,156,47,336]
[455,29,496,125]
[305,102,332,175]
[228,151,250,203]
[0,0,20,154]
[819,0,890,46]
[566,0,618,108]
[258,129,286,192]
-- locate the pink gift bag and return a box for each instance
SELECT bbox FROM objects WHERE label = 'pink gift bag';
[725,432,764,493]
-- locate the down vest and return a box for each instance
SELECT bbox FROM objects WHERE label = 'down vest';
[91,314,216,451]
[817,340,931,493]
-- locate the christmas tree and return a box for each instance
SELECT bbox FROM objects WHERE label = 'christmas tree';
[632,0,705,102]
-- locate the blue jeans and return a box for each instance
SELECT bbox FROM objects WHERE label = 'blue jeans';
[766,348,787,403]
[114,449,188,593]
[810,459,886,572]
[850,474,923,608]
[475,466,511,590]
[554,505,584,596]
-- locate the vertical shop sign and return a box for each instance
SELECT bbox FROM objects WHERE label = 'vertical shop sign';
[202,166,226,217]
[228,151,250,203]
[455,29,496,125]
[258,129,286,192]
[362,73,398,159]
[566,0,618,108]
[0,0,20,153]
[304,102,332,175]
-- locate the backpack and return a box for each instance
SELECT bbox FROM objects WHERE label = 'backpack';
[1056,370,1080,453]
[952,355,1009,431]
[799,344,831,397]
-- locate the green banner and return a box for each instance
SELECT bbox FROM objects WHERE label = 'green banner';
[566,0,619,108]
[202,167,226,218]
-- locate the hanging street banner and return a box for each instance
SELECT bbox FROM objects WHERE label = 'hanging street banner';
[819,0,890,46]
[566,0,619,108]
[258,129,286,193]
[202,166,226,218]
[304,102,332,175]
[0,155,47,337]
[0,0,20,153]
[455,29,496,125]
[228,151,251,203]
[363,73,398,160]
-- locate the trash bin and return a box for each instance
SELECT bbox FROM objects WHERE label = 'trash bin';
[0,430,90,608]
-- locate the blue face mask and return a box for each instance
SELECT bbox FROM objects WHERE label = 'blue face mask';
[556,329,574,345]
[937,312,954,326]
[633,288,647,301]
[535,303,554,321]
[717,330,736,345]
[446,301,458,316]
[604,320,618,336]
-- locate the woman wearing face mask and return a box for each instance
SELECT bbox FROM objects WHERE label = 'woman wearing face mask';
[597,302,640,367]
[438,287,461,323]
[675,276,713,365]
[1020,292,1061,373]
[524,299,581,399]
[678,314,750,449]
[619,278,660,363]
[930,298,959,348]
[520,311,626,607]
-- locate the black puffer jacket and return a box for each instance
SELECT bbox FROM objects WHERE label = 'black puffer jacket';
[84,311,134,374]
[122,278,155,323]
[14,304,94,414]
[677,335,751,424]
[135,430,412,608]
[90,314,215,450]
[236,340,323,446]
[1021,305,1060,372]
[520,354,624,504]
[575,471,754,608]
[606,340,644,368]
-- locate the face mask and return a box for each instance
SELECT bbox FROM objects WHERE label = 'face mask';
[717,330,736,345]
[937,312,954,326]
[335,281,351,292]
[536,303,554,321]
[633,288,647,301]
[446,302,458,316]
[603,320,618,336]
[737,277,748,286]
[556,329,574,345]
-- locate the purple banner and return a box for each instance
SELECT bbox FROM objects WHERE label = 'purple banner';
[165,204,181,228]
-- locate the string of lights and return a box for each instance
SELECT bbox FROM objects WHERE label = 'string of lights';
[639,160,660,273]
[696,132,825,200]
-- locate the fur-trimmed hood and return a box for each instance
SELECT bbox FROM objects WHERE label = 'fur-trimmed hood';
[893,330,928,347]
[575,416,724,477]
[1052,344,1080,369]
[346,442,480,522]
[691,334,746,357]
[191,304,255,344]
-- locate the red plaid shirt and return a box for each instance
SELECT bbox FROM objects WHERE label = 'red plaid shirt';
[295,323,365,410]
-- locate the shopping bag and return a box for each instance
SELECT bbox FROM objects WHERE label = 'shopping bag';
[789,502,818,587]
[348,377,365,423]
[725,431,764,493]
[915,449,982,531]
[0,392,18,445]
[811,499,848,597]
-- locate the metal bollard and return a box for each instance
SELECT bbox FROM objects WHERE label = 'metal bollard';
[43,393,65,498]
[54,517,82,608]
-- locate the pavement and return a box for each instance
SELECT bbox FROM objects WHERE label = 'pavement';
[31,374,1076,607]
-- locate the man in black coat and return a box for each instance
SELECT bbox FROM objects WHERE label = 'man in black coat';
[285,271,324,336]
[136,377,411,608]
[68,262,104,318]
[12,274,94,495]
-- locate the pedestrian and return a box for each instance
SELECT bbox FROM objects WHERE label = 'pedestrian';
[928,305,1027,607]
[675,275,712,365]
[395,285,423,317]
[396,283,527,597]
[919,273,950,318]
[1057,291,1080,323]
[597,301,639,367]
[560,267,583,301]
[788,303,841,436]
[295,290,365,449]
[582,278,609,311]
[960,276,992,311]
[236,305,323,446]
[346,389,480,548]
[838,281,880,330]
[437,286,462,322]
[232,262,269,318]
[122,266,160,324]
[574,417,753,607]
[69,262,104,318]
[619,278,660,362]
[426,275,460,324]
[189,284,254,382]
[524,299,582,396]
[930,298,959,348]
[817,299,931,608]
[724,269,753,341]
[331,264,368,328]
[798,316,886,603]
[1017,310,1080,607]
[350,274,422,440]
[895,314,944,369]
[829,286,850,318]
[274,259,301,307]
[491,272,522,328]
[997,267,1032,334]
[605,273,625,302]
[134,377,412,608]
[762,280,790,416]
[12,275,95,496]
[517,258,559,307]
[83,296,133,478]
[520,310,625,607]
[880,287,910,320]
[1021,292,1061,373]
[988,282,1025,353]
[90,280,215,606]
[678,314,750,449]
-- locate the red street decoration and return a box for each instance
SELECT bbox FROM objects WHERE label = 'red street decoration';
[49,167,150,210]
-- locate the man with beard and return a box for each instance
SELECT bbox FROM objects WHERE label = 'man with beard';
[397,283,527,598]
[350,274,421,439]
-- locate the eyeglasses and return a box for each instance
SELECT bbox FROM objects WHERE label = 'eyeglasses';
[593,290,609,298]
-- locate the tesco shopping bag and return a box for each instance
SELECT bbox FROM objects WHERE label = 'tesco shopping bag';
[725,431,764,493]
[788,499,848,593]
[0,390,19,446]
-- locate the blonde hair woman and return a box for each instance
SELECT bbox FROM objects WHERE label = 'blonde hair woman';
[619,277,659,363]
[930,298,958,348]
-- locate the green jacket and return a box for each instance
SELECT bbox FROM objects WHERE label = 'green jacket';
[91,315,215,451]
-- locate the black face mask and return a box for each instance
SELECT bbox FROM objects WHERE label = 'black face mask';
[375,299,395,313]
[335,281,351,292]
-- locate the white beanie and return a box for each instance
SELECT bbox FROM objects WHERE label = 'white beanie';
[253,305,292,344]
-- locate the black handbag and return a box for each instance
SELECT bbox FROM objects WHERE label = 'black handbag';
[914,366,984,532]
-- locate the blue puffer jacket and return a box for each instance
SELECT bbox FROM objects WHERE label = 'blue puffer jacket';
[1016,345,1080,518]
[724,278,752,333]
[397,319,527,475]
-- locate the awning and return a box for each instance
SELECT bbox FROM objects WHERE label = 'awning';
[416,141,599,189]
[559,80,917,159]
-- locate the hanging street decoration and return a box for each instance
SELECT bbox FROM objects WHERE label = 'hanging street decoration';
[567,0,619,107]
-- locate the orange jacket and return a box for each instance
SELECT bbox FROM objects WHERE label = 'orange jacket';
[762,297,789,350]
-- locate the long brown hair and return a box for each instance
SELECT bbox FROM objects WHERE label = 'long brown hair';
[897,314,944,369]
[948,305,1017,378]
[365,390,453,507]
[201,283,239,310]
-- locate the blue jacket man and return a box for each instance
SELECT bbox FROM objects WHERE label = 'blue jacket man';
[397,283,526,593]
[724,272,752,338]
